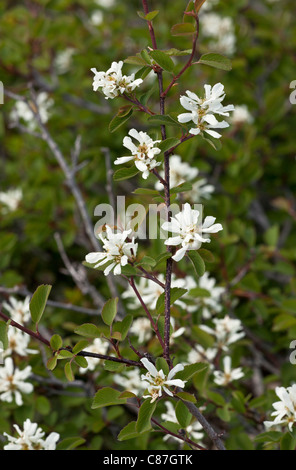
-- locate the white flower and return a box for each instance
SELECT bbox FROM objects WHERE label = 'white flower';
[1,327,38,358]
[113,369,146,396]
[229,105,253,125]
[200,315,245,349]
[213,356,244,386]
[85,225,138,276]
[188,178,215,202]
[162,203,223,262]
[2,296,31,325]
[90,10,103,26]
[54,48,76,74]
[95,0,116,7]
[187,345,217,370]
[78,338,109,374]
[0,189,22,214]
[200,13,236,55]
[91,61,143,99]
[161,401,204,444]
[264,385,296,432]
[128,315,184,345]
[4,419,59,450]
[200,0,219,11]
[0,358,33,406]
[177,84,234,139]
[115,128,161,179]
[155,155,199,191]
[10,92,53,130]
[198,272,225,319]
[129,317,153,343]
[141,358,186,403]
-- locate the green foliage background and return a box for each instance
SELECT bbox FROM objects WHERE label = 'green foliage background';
[0,0,296,451]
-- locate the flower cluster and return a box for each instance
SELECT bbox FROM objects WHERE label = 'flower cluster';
[115,128,161,179]
[91,61,143,99]
[140,358,186,403]
[4,419,59,450]
[201,315,245,350]
[85,225,137,276]
[161,401,204,445]
[162,202,223,262]
[213,356,244,386]
[10,92,53,131]
[2,296,31,324]
[177,84,234,139]
[0,358,33,406]
[200,13,236,55]
[264,385,296,432]
[0,189,22,214]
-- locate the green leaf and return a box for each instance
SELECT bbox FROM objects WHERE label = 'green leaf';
[163,48,192,56]
[57,350,74,359]
[282,299,296,314]
[158,137,180,153]
[113,166,139,181]
[217,404,231,422]
[175,362,209,381]
[120,264,138,276]
[207,390,226,406]
[57,437,86,450]
[194,0,207,13]
[148,114,182,128]
[104,360,124,372]
[29,284,52,324]
[109,107,134,133]
[175,400,192,428]
[74,356,88,369]
[203,135,222,151]
[74,323,101,339]
[0,320,9,350]
[124,55,147,66]
[102,298,118,326]
[112,314,133,341]
[170,182,193,194]
[64,361,74,381]
[197,53,232,71]
[135,255,156,268]
[175,392,197,403]
[155,357,169,375]
[280,432,296,450]
[92,387,127,409]
[187,251,205,277]
[231,390,246,414]
[188,287,211,297]
[133,188,159,196]
[72,340,89,354]
[198,248,216,263]
[154,251,172,268]
[171,22,196,36]
[150,50,175,72]
[156,287,187,314]
[47,355,58,371]
[136,399,157,433]
[145,10,159,21]
[118,421,144,441]
[50,334,63,351]
[254,431,282,443]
